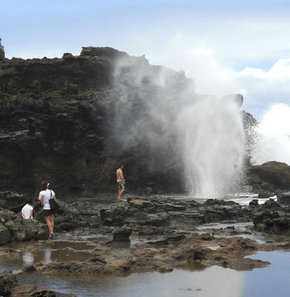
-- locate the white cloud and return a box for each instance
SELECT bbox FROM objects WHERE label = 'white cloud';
[237,59,290,117]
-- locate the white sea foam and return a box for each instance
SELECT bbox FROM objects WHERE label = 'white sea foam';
[252,103,290,165]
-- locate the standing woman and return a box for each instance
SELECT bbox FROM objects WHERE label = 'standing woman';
[38,180,56,239]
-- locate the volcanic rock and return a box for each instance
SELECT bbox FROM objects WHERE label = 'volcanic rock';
[30,290,76,297]
[248,161,290,192]
[277,192,290,205]
[0,208,47,244]
[0,271,17,297]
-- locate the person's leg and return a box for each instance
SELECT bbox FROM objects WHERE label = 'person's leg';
[49,215,54,235]
[45,215,53,236]
[118,189,125,199]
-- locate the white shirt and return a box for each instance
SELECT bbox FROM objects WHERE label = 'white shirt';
[39,189,55,210]
[21,204,33,219]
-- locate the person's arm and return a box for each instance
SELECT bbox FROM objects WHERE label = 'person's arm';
[29,207,33,219]
[120,171,125,183]
[21,212,25,219]
[38,194,44,206]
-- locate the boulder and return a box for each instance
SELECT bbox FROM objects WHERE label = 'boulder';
[0,226,11,245]
[0,208,48,244]
[249,199,259,207]
[258,191,274,199]
[248,161,290,191]
[253,209,290,235]
[0,271,17,297]
[277,192,290,205]
[23,219,48,240]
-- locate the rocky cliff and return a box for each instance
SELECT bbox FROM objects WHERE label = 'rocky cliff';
[0,47,192,196]
[0,47,257,197]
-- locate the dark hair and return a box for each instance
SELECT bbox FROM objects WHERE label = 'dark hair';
[41,180,49,190]
[118,164,124,169]
[26,198,33,205]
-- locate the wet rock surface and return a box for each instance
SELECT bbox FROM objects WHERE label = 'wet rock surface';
[248,161,290,193]
[0,47,191,196]
[0,208,47,245]
[0,195,289,296]
[0,47,262,198]
[0,271,17,296]
[277,191,290,205]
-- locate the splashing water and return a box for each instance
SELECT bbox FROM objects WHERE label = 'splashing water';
[112,56,245,198]
[252,103,290,165]
[177,96,245,198]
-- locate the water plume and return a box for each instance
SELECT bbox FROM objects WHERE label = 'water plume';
[177,96,245,197]
[111,56,245,198]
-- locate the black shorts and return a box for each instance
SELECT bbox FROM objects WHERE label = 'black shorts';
[43,209,54,217]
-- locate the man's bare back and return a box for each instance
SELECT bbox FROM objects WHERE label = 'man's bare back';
[116,167,125,182]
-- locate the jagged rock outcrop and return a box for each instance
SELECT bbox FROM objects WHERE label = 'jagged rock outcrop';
[0,271,17,296]
[277,191,290,205]
[248,161,290,192]
[0,46,258,197]
[0,38,4,60]
[0,208,47,245]
[0,47,194,196]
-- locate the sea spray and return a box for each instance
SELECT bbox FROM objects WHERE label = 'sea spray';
[112,56,245,197]
[252,103,290,165]
[177,96,245,197]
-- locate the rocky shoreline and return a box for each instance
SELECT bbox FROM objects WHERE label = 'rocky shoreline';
[1,46,290,296]
[1,194,289,296]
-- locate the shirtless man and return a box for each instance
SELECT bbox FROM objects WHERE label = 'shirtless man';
[116,164,125,199]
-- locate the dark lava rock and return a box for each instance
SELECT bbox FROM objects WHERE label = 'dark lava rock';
[0,191,26,212]
[0,46,251,198]
[30,290,76,297]
[0,271,17,297]
[277,192,290,205]
[33,199,86,232]
[106,226,132,247]
[249,199,259,207]
[258,191,273,199]
[112,227,132,242]
[253,208,290,235]
[0,226,11,245]
[0,208,47,244]
[248,161,290,191]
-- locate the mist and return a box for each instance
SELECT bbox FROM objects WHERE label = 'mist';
[252,103,290,165]
[110,55,245,197]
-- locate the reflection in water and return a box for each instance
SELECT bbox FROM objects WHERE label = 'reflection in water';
[2,242,289,297]
[22,248,52,266]
[18,266,245,297]
[17,250,290,297]
[22,251,34,266]
[44,248,52,264]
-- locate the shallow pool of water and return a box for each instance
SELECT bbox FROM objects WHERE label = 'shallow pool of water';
[13,250,289,297]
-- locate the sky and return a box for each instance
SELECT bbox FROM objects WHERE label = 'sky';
[1,0,290,119]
